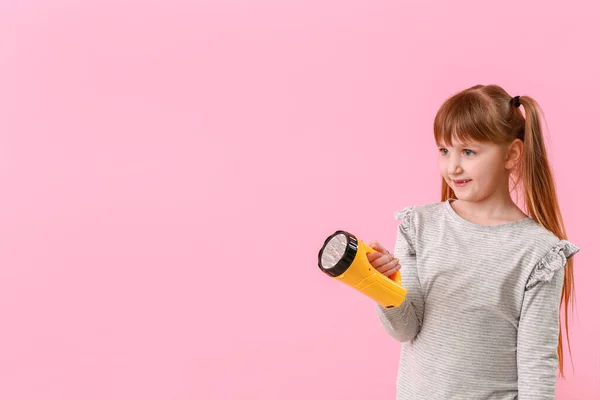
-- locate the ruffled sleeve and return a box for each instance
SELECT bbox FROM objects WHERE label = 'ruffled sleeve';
[376,205,424,343]
[393,206,416,256]
[525,239,580,290]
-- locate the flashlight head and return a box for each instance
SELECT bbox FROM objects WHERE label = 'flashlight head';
[318,230,358,277]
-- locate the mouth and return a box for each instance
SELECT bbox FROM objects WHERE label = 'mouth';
[452,179,472,187]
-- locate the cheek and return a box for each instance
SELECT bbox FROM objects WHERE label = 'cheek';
[475,160,503,181]
[438,157,447,173]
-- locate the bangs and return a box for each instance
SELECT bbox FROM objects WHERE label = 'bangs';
[433,91,500,146]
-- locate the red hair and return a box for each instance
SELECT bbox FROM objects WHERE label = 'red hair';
[433,84,575,378]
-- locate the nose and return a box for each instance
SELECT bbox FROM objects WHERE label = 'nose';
[447,154,463,176]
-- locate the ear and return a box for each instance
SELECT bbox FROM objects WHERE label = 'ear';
[505,139,523,170]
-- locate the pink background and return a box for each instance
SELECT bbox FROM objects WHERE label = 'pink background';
[1,1,598,399]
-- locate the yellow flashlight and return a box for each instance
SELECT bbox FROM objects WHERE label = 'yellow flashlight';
[318,230,407,309]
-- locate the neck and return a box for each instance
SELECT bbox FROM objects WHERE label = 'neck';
[460,194,516,220]
[453,178,526,223]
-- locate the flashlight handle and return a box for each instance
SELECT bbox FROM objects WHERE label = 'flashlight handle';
[363,244,402,284]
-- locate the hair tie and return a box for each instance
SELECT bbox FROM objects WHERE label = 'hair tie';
[512,96,521,108]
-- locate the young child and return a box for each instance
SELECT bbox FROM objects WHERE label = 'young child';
[368,84,580,399]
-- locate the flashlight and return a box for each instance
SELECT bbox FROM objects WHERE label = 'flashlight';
[318,230,407,309]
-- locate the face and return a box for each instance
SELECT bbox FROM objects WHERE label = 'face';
[438,138,519,203]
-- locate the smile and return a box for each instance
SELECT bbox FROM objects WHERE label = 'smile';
[452,179,472,187]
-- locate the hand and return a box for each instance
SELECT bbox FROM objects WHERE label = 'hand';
[366,240,401,277]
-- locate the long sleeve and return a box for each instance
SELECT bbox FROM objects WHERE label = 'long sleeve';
[375,206,425,343]
[517,240,580,399]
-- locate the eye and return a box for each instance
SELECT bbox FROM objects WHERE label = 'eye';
[439,148,448,156]
[463,149,476,156]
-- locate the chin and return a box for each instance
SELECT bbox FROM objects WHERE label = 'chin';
[453,190,480,203]
[459,191,494,204]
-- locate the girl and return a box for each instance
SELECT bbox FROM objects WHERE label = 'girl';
[369,84,579,399]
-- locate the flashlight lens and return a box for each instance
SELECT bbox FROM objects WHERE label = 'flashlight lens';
[320,233,348,270]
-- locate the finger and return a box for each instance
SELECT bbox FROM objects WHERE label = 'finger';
[373,254,397,270]
[371,255,395,272]
[369,240,389,254]
[384,264,401,277]
[367,247,389,260]
[382,260,401,276]
[366,251,384,262]
[369,252,391,267]
[379,258,400,274]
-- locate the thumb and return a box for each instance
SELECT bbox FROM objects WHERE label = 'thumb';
[369,240,387,253]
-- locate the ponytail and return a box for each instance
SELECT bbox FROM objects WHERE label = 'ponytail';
[519,96,575,378]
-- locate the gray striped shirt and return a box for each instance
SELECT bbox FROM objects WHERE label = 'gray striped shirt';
[376,199,580,399]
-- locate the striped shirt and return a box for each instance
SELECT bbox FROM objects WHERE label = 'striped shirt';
[376,199,580,400]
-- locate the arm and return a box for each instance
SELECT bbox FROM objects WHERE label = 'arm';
[517,240,579,399]
[516,267,564,399]
[375,250,424,342]
[375,207,425,343]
